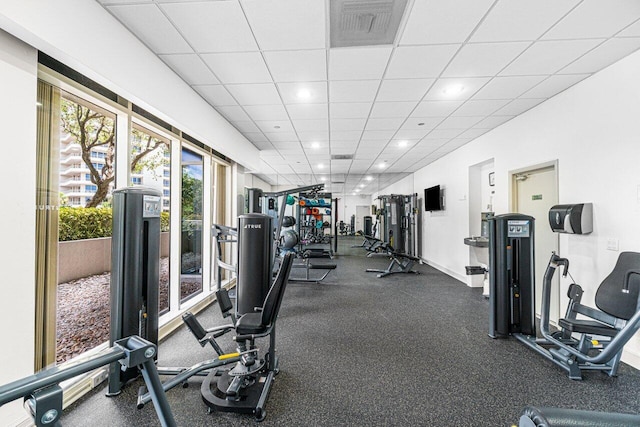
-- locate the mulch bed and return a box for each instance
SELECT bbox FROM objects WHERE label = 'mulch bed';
[55,257,199,364]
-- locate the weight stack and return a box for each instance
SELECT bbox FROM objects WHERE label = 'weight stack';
[237,213,273,316]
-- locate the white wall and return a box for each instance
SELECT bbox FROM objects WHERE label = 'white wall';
[0,1,260,172]
[341,194,372,225]
[379,48,640,367]
[0,29,37,425]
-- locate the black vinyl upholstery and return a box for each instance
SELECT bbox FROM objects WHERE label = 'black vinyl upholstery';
[556,318,618,337]
[235,252,293,336]
[520,406,640,427]
[595,251,640,320]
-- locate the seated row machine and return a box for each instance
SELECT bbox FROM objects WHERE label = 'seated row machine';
[489,213,640,380]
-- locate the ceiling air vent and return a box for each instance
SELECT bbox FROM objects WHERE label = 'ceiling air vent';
[330,0,408,48]
[331,154,354,160]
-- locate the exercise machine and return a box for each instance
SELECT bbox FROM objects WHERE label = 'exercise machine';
[376,193,420,257]
[364,239,421,278]
[0,336,176,427]
[519,405,640,426]
[108,187,162,395]
[489,211,640,379]
[211,224,237,291]
[199,252,294,421]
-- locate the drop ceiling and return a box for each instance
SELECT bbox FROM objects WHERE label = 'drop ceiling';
[97,0,640,195]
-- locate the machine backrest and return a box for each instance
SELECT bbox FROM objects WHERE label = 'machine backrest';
[261,252,294,327]
[595,251,640,320]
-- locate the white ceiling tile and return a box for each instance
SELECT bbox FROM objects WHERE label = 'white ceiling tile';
[543,0,640,40]
[243,104,288,121]
[225,83,281,105]
[255,120,295,134]
[473,115,515,128]
[361,130,396,141]
[455,99,511,116]
[264,50,327,82]
[494,98,546,115]
[242,0,325,50]
[298,131,329,142]
[386,45,460,79]
[329,47,392,80]
[243,132,270,143]
[330,103,372,119]
[265,132,299,143]
[376,79,434,102]
[278,81,328,104]
[330,81,380,103]
[359,139,389,149]
[457,128,490,139]
[394,129,430,140]
[232,121,260,133]
[473,76,547,99]
[108,4,192,54]
[501,39,603,76]
[159,54,219,85]
[400,0,494,44]
[443,42,530,77]
[365,118,406,131]
[286,103,328,120]
[424,77,491,101]
[425,129,463,139]
[161,2,257,52]
[618,19,640,37]
[369,101,418,118]
[470,0,580,42]
[201,52,271,84]
[411,100,464,117]
[559,38,640,74]
[193,85,237,106]
[521,74,588,98]
[401,117,443,130]
[330,130,363,141]
[216,105,251,122]
[331,118,368,131]
[437,116,483,129]
[292,119,329,132]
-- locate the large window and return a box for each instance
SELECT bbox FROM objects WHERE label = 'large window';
[181,147,204,302]
[35,69,231,373]
[130,124,171,314]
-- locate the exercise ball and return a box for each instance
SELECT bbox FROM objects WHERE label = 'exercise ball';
[280,229,299,249]
[282,215,296,227]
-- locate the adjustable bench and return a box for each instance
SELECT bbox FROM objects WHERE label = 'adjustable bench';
[366,250,421,278]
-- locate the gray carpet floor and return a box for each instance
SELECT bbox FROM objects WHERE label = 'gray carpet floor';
[60,237,640,426]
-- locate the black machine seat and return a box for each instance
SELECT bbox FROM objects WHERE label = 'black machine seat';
[235,251,293,339]
[557,318,618,337]
[595,251,640,321]
[309,263,337,270]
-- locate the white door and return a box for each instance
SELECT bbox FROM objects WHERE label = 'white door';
[513,165,560,323]
[355,206,370,234]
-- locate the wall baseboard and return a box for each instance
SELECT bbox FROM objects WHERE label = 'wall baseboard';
[421,258,467,284]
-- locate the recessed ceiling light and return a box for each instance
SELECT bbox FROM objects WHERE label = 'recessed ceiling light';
[352,193,356,196]
[311,142,320,149]
[359,184,365,188]
[355,189,360,192]
[442,83,465,96]
[319,176,326,181]
[365,176,373,181]
[398,140,409,147]
[317,163,324,169]
[378,162,387,169]
[297,88,312,101]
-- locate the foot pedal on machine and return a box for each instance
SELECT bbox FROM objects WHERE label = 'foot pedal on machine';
[200,363,274,422]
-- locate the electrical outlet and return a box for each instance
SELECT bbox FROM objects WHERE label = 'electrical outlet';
[606,238,619,251]
[91,369,108,388]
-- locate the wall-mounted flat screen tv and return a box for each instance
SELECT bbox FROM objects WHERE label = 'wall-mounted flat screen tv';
[424,185,443,211]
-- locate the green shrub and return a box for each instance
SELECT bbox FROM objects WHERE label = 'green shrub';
[59,207,113,241]
[59,207,170,241]
[160,212,170,232]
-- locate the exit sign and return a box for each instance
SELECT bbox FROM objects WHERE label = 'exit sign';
[532,194,543,200]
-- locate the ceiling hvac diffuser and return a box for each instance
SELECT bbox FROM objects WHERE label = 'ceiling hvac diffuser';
[330,0,409,48]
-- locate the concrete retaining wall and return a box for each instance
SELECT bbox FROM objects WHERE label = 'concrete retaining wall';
[58,232,170,284]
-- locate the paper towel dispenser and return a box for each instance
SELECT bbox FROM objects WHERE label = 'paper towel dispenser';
[548,203,593,234]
